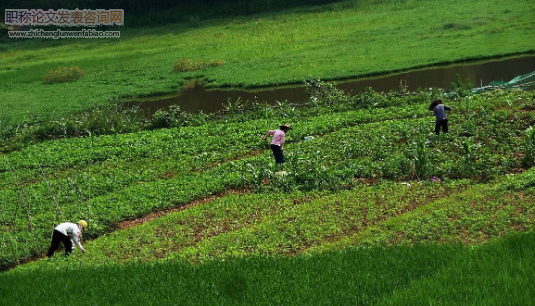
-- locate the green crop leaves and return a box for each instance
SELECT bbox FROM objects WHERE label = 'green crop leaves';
[412,136,429,180]
[1,86,535,271]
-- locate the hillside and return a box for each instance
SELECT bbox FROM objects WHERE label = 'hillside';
[1,0,535,304]
[1,83,535,304]
[1,0,534,126]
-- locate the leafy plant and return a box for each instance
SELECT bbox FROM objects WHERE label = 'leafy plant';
[150,105,189,129]
[412,136,429,180]
[305,77,345,106]
[450,74,473,99]
[462,137,474,174]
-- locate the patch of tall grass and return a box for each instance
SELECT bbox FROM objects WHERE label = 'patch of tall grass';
[42,66,85,84]
[172,58,225,72]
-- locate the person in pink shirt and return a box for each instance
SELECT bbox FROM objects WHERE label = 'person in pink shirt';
[47,220,88,258]
[263,124,292,164]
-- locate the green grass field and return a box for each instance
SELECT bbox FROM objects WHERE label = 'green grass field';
[1,0,535,304]
[2,232,534,306]
[1,0,535,124]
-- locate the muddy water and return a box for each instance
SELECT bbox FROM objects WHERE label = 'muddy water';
[127,55,535,115]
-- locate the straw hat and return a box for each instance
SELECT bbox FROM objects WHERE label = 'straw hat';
[279,124,292,130]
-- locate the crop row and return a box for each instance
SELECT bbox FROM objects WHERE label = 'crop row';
[318,167,535,250]
[1,89,534,270]
[47,168,535,266]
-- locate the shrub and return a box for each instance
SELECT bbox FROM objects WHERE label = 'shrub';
[150,105,190,129]
[450,74,473,98]
[1,102,144,150]
[43,66,86,84]
[0,111,14,140]
[0,23,8,36]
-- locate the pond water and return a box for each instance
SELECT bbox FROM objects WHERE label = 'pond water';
[127,55,535,115]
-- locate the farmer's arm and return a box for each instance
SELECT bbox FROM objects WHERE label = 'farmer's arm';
[70,232,86,253]
[263,130,275,141]
[445,106,451,111]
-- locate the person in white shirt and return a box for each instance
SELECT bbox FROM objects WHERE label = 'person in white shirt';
[46,220,88,257]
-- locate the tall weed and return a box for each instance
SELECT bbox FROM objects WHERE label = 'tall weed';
[412,136,428,180]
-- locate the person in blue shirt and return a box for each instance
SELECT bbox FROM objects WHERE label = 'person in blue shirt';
[429,99,451,135]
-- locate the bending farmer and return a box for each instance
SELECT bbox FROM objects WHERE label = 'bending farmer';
[429,99,451,135]
[47,220,88,257]
[264,124,292,164]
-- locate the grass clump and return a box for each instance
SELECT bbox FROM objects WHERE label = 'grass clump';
[172,58,225,72]
[43,66,86,84]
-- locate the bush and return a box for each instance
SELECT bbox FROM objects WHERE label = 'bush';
[43,66,86,84]
[450,74,473,98]
[305,77,345,106]
[150,105,190,129]
[0,110,14,140]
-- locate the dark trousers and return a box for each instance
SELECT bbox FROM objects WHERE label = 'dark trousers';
[270,144,285,164]
[47,230,73,257]
[435,119,448,135]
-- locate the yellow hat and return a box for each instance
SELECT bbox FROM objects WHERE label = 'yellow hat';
[77,220,88,229]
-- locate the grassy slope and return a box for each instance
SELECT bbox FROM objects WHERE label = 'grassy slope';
[2,236,532,306]
[1,0,535,303]
[1,0,535,122]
